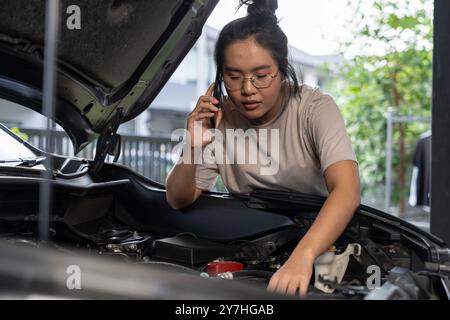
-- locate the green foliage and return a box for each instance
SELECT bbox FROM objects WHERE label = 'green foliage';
[328,0,433,205]
[9,127,29,142]
[213,175,228,193]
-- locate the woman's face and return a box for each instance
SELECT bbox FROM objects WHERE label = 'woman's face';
[223,37,284,125]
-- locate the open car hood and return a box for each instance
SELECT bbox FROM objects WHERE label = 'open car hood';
[0,0,218,153]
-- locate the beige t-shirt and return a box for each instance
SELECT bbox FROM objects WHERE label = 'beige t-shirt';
[193,84,357,196]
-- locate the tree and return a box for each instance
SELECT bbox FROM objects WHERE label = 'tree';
[327,0,433,215]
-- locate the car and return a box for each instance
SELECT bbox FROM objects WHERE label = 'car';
[0,0,449,300]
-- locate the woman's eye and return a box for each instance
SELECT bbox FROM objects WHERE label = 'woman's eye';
[256,74,269,79]
[229,76,241,80]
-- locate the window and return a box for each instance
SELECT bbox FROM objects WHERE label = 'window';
[0,98,73,156]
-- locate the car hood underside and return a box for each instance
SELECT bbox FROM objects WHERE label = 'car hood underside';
[0,0,218,153]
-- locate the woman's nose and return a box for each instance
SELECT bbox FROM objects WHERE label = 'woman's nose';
[241,78,257,96]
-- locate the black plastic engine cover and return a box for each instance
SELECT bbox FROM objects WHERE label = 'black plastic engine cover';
[151,234,240,265]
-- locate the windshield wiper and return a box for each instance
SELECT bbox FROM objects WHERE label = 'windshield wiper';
[0,156,46,168]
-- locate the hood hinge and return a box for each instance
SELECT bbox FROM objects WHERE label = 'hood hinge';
[90,108,124,173]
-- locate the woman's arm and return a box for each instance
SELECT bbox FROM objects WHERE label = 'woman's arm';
[166,149,205,209]
[268,160,360,296]
[165,83,223,209]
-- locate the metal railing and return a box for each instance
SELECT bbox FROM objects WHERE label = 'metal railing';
[21,128,177,184]
[384,108,431,212]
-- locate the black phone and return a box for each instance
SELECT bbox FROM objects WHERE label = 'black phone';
[210,85,222,128]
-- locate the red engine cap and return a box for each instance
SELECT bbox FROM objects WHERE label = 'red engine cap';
[207,261,244,277]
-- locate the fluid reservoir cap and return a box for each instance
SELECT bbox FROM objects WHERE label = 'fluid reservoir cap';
[207,261,244,277]
[327,245,337,252]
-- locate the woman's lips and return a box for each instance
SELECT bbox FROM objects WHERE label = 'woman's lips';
[242,101,261,110]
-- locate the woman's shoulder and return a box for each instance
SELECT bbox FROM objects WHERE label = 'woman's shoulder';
[287,85,343,135]
[293,84,338,116]
[296,84,334,106]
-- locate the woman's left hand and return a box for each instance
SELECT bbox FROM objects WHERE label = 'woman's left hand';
[267,250,315,297]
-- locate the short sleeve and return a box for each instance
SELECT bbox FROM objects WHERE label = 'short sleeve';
[195,142,219,191]
[195,162,219,191]
[308,93,358,173]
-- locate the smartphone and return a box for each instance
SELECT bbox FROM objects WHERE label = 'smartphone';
[210,85,222,128]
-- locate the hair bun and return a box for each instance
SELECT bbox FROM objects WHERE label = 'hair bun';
[239,0,278,18]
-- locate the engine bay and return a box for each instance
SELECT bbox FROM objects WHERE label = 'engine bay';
[2,208,448,300]
[0,164,449,299]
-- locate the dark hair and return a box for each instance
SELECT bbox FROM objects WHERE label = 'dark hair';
[213,0,301,103]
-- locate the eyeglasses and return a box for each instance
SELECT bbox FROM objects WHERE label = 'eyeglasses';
[223,72,279,90]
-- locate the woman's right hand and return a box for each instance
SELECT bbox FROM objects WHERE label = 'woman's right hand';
[186,83,223,148]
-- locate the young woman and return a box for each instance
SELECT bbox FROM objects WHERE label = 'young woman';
[166,0,360,297]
